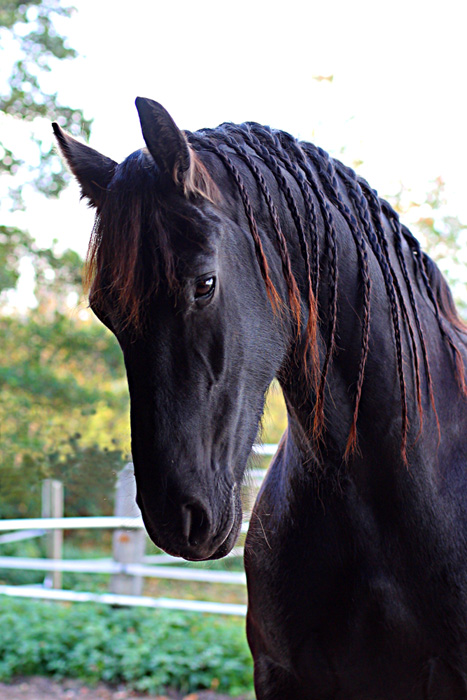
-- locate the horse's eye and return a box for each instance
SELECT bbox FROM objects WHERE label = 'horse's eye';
[194,276,216,300]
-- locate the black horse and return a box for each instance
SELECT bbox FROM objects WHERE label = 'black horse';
[54,98,467,699]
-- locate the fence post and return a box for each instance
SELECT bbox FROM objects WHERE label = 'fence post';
[41,479,63,589]
[110,463,146,596]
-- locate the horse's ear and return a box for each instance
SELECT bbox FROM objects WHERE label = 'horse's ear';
[135,97,191,187]
[52,123,117,208]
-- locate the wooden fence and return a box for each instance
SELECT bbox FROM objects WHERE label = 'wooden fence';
[0,446,276,616]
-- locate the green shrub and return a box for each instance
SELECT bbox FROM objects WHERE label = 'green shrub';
[0,598,253,695]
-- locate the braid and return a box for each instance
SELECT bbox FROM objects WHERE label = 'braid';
[239,126,338,438]
[190,133,282,312]
[334,162,409,463]
[361,184,424,430]
[207,131,302,333]
[298,143,372,458]
[379,201,441,439]
[250,133,372,456]
[238,125,321,389]
[252,126,320,297]
[409,232,467,396]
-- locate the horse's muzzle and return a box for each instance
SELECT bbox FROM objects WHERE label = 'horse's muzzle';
[138,484,242,561]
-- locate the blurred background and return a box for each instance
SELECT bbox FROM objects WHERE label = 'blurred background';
[0,0,466,696]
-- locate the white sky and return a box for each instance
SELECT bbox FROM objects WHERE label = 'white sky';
[4,0,467,262]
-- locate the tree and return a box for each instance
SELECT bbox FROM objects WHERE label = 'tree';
[0,0,129,519]
[0,0,91,203]
[0,0,91,309]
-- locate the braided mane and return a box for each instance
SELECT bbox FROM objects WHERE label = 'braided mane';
[87,123,466,462]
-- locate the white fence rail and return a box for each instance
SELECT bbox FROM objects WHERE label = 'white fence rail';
[0,450,276,615]
[0,585,247,616]
[0,529,45,545]
[0,516,144,531]
[0,556,246,584]
[0,517,251,534]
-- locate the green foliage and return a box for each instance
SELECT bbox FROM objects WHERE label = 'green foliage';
[0,599,253,695]
[392,178,467,319]
[0,0,91,202]
[0,311,130,518]
[48,437,125,517]
[0,222,87,326]
[0,225,34,293]
[0,438,126,520]
[0,536,45,585]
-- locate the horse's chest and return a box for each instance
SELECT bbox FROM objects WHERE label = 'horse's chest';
[292,578,425,697]
[248,547,464,698]
[245,489,466,698]
[249,551,424,693]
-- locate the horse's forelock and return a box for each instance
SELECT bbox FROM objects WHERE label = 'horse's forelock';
[84,156,175,330]
[84,146,223,330]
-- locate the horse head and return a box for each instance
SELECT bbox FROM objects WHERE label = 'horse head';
[54,98,289,560]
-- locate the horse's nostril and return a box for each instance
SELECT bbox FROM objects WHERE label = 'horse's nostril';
[181,502,210,547]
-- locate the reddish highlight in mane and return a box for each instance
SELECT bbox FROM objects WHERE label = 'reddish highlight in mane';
[85,190,175,331]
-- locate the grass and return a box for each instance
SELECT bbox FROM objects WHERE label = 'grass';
[0,598,254,695]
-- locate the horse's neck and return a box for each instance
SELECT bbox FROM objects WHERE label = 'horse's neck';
[279,235,466,475]
[261,160,467,478]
